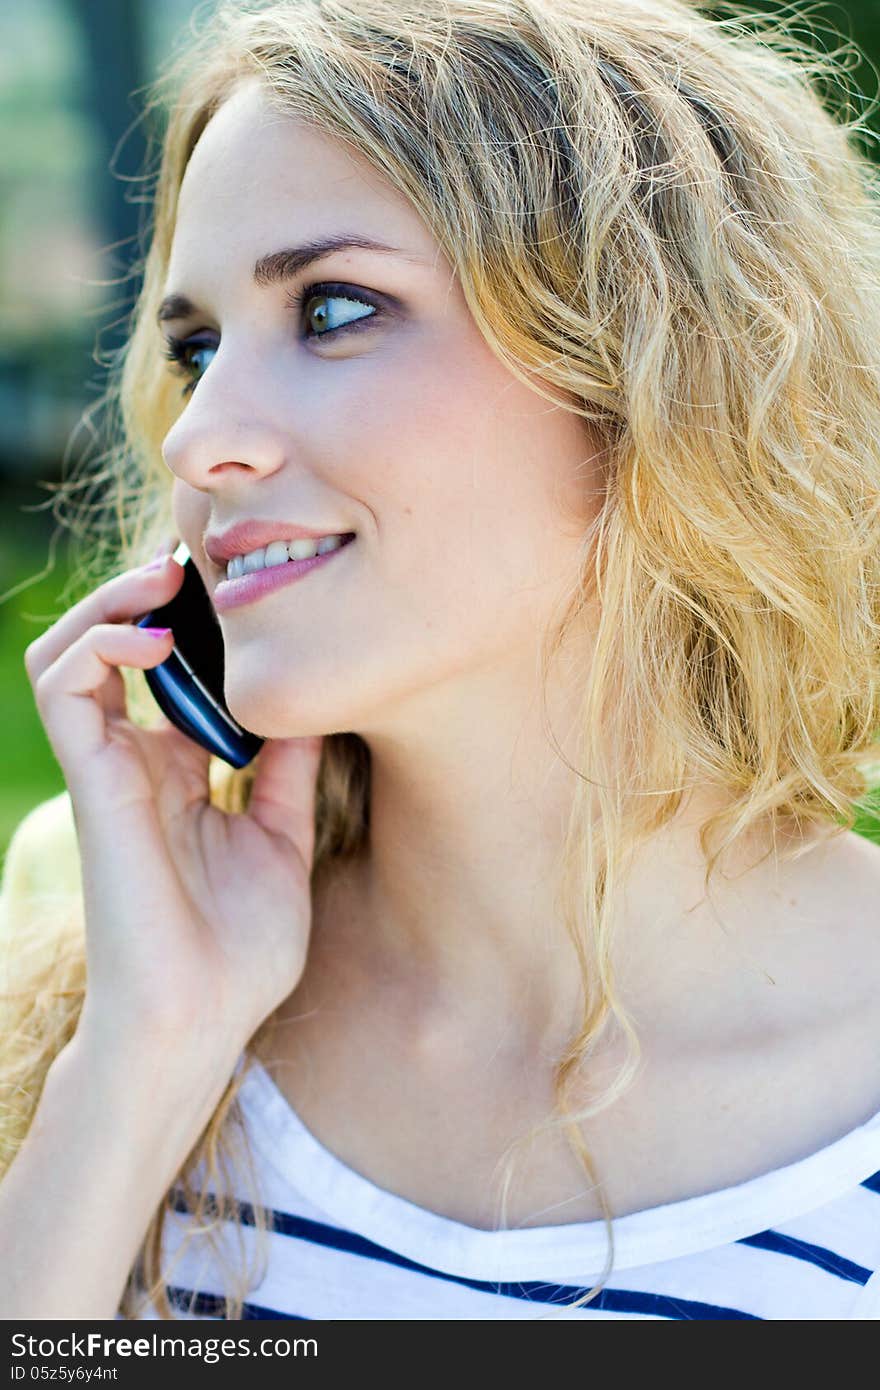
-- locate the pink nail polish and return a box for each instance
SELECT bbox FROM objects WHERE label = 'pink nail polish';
[142,627,172,639]
[144,556,167,571]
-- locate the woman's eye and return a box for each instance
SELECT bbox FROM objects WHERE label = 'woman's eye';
[161,283,381,397]
[296,283,380,340]
[161,337,216,398]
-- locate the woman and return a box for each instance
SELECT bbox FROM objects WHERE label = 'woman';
[2,0,880,1321]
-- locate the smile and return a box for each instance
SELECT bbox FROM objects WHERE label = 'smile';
[212,533,357,612]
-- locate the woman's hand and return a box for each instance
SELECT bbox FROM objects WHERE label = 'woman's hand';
[23,553,325,1059]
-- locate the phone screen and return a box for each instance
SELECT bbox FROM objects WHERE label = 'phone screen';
[135,541,264,767]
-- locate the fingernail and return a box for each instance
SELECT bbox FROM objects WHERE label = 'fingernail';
[144,556,167,571]
[142,626,172,639]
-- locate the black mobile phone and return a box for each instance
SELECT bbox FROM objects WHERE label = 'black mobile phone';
[134,541,264,768]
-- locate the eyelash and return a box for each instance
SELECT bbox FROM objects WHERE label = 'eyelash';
[161,281,382,397]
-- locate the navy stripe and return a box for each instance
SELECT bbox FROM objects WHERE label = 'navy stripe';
[167,1280,754,1321]
[169,1189,760,1320]
[860,1168,880,1194]
[165,1284,308,1320]
[737,1229,872,1284]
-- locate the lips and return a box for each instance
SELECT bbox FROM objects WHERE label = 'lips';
[211,532,356,612]
[204,520,355,566]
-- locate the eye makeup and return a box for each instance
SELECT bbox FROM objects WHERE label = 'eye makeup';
[160,280,387,395]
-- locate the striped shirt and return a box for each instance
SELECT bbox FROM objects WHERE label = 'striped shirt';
[124,1054,880,1320]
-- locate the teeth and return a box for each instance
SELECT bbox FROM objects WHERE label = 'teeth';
[241,548,268,575]
[289,538,322,561]
[263,540,291,568]
[226,534,348,580]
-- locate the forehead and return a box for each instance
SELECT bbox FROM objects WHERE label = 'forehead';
[168,78,440,278]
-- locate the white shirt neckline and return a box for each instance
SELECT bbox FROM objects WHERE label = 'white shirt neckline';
[238,1055,880,1283]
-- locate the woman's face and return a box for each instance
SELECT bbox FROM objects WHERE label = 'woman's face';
[162,77,602,738]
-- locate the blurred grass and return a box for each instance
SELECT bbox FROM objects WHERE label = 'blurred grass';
[0,490,71,863]
[852,773,880,847]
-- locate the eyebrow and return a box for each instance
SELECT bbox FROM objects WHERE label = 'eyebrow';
[156,234,427,324]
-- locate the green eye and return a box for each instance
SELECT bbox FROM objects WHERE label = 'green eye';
[161,336,215,397]
[293,281,381,339]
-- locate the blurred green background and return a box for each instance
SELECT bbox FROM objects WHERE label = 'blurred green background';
[2,1,880,863]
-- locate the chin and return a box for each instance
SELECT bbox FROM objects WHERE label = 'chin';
[223,693,331,742]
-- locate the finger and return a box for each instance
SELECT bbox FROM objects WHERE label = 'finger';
[23,556,185,686]
[246,735,325,873]
[121,714,215,821]
[33,622,175,791]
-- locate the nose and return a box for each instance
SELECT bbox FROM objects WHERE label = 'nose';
[160,360,290,491]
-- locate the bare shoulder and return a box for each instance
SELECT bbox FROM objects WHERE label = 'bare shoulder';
[835,826,880,964]
[768,823,880,1013]
[803,819,880,881]
[790,823,880,917]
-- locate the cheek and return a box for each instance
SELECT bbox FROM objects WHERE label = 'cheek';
[171,480,208,546]
[347,351,589,607]
[340,341,542,549]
